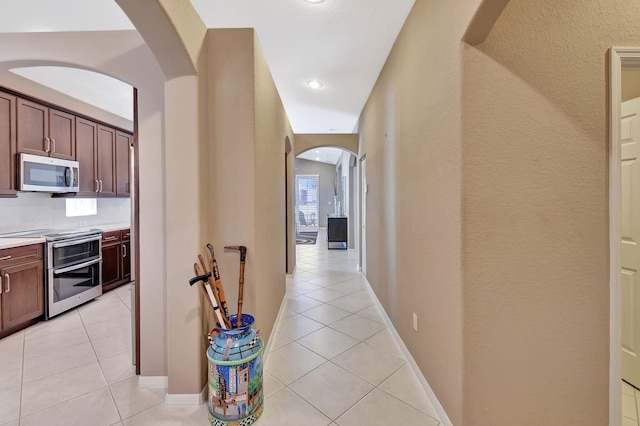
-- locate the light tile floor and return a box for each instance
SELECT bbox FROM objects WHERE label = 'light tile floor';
[0,229,442,425]
[623,380,640,426]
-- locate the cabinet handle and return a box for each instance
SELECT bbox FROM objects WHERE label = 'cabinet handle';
[0,274,2,295]
[99,180,103,193]
[94,179,99,193]
[103,236,118,241]
[51,138,56,153]
[44,137,50,153]
[0,255,11,261]
[122,244,127,258]
[4,274,9,293]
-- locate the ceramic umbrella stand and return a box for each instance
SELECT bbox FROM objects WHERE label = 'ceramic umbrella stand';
[207,314,264,426]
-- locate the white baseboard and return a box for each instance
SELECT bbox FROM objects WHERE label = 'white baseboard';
[285,268,296,279]
[138,376,168,389]
[263,290,290,365]
[166,385,206,407]
[362,278,453,426]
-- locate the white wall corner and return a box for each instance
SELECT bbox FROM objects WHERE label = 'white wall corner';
[363,277,453,426]
[138,375,168,389]
[165,385,207,407]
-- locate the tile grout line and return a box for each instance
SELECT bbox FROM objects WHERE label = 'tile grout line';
[17,330,25,425]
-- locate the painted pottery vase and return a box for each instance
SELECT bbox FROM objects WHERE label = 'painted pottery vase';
[207,314,264,426]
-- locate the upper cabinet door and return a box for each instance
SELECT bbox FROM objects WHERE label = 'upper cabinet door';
[0,92,16,196]
[16,99,75,160]
[116,131,131,197]
[48,108,75,160]
[97,125,116,197]
[16,98,48,156]
[76,118,98,196]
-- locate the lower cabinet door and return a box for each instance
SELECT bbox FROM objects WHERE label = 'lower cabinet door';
[102,243,121,288]
[121,239,131,282]
[1,260,44,330]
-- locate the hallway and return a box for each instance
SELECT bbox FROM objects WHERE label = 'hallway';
[0,229,441,425]
[259,228,441,424]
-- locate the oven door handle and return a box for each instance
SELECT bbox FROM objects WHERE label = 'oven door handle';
[53,257,102,274]
[51,236,101,249]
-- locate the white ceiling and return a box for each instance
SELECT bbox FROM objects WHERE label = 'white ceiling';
[0,0,415,134]
[297,147,345,165]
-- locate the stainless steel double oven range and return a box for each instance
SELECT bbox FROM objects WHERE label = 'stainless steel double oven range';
[2,228,103,319]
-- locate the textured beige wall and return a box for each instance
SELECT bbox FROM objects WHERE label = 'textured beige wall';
[115,0,205,78]
[294,133,358,157]
[207,28,289,345]
[254,32,291,340]
[358,1,481,423]
[460,0,640,423]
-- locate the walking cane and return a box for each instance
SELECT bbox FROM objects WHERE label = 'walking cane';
[225,245,247,328]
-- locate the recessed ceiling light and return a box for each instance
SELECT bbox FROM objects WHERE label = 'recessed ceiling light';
[315,150,320,153]
[305,0,324,3]
[316,157,320,161]
[307,80,323,89]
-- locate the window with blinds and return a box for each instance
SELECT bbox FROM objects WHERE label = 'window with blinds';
[296,174,319,229]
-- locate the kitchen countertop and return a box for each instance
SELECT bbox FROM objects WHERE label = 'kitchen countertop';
[94,223,131,232]
[0,237,46,250]
[0,223,131,250]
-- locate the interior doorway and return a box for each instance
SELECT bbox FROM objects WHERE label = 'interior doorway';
[360,155,367,274]
[296,174,319,231]
[609,46,640,426]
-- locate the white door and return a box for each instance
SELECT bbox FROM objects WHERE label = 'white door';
[360,157,367,274]
[621,97,640,387]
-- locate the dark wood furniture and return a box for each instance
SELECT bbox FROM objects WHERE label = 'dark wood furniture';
[0,91,16,197]
[0,85,133,198]
[102,228,131,293]
[97,125,117,197]
[0,243,44,338]
[327,216,348,249]
[17,98,75,160]
[76,117,99,196]
[115,131,132,197]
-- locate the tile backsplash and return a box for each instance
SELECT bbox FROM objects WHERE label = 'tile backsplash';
[0,192,131,233]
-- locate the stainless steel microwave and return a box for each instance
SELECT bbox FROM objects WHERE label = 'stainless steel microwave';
[18,153,79,193]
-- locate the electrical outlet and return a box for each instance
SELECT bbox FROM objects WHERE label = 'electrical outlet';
[412,313,418,332]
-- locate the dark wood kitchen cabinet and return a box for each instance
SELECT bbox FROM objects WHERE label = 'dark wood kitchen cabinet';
[16,98,75,160]
[121,228,131,282]
[76,119,122,197]
[102,229,130,293]
[97,125,116,197]
[75,117,99,196]
[0,91,17,197]
[0,244,45,338]
[115,131,131,197]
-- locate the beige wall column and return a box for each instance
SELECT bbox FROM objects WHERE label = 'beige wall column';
[164,75,206,393]
[117,0,208,394]
[206,29,291,344]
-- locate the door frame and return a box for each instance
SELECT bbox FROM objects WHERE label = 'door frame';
[609,46,640,426]
[360,155,367,274]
